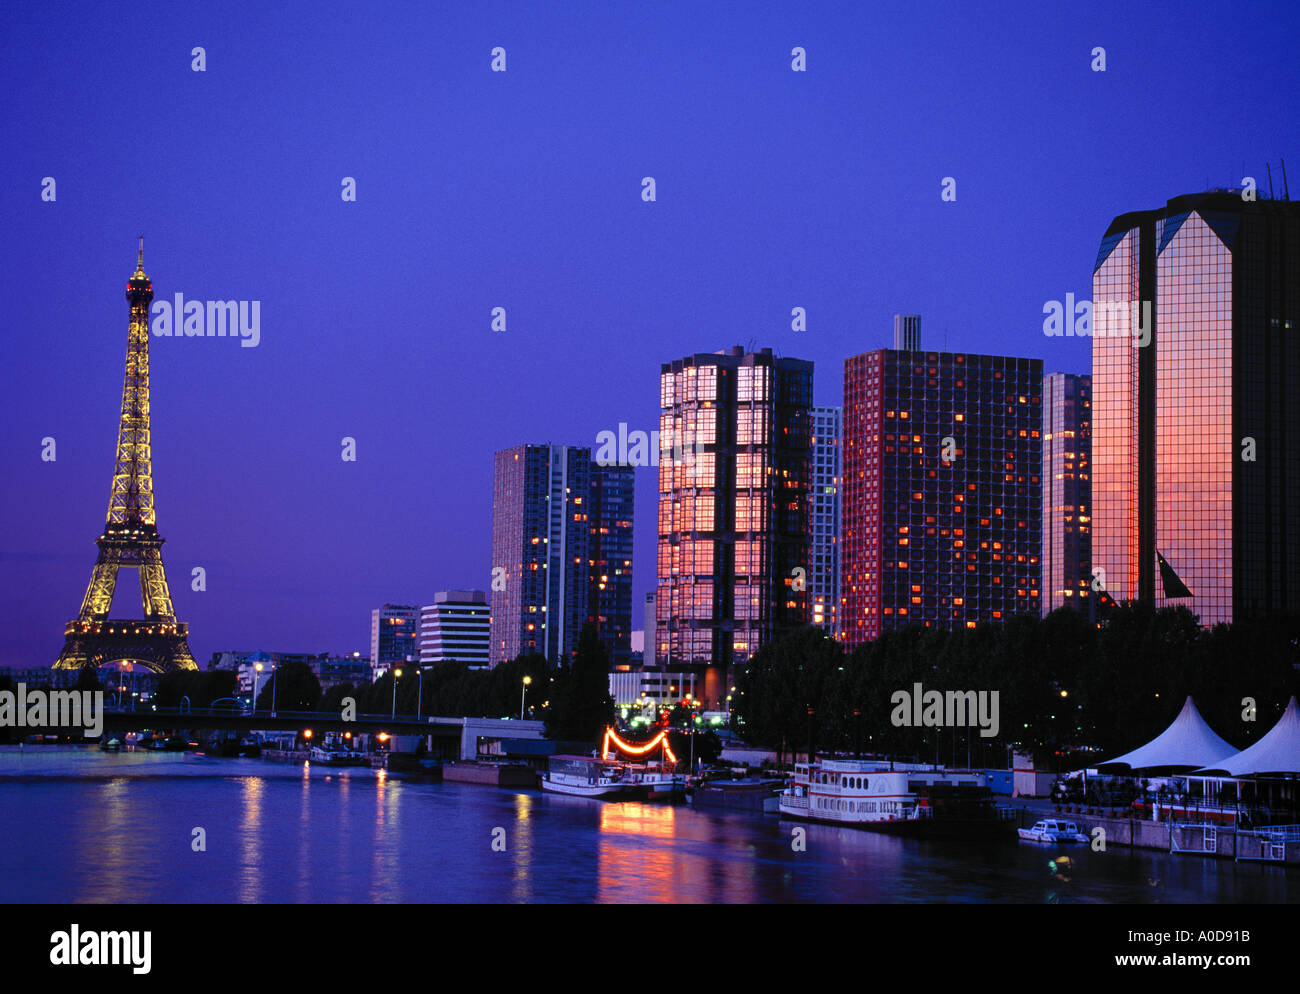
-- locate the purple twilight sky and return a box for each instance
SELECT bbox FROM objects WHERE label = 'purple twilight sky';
[1,1,1296,668]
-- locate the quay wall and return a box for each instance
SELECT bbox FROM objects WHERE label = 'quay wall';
[1017,807,1300,865]
[262,749,306,763]
[443,762,537,788]
[260,749,379,767]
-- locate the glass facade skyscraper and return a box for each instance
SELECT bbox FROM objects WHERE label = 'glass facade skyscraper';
[589,462,635,668]
[842,348,1043,647]
[656,347,812,704]
[1092,192,1300,626]
[1041,372,1092,615]
[490,444,591,664]
[810,406,842,637]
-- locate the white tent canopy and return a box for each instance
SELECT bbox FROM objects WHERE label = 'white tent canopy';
[1197,697,1300,777]
[1098,696,1237,773]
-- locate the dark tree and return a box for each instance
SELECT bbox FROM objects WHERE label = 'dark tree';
[75,665,103,693]
[545,623,614,744]
[255,660,321,712]
[319,682,359,716]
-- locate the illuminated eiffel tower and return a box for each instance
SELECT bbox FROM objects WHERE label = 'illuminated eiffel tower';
[53,239,197,673]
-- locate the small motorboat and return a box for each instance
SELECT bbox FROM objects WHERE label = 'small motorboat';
[309,746,367,766]
[1018,819,1089,843]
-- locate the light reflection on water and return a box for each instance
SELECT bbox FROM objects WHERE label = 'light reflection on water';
[0,747,1295,904]
[240,777,264,904]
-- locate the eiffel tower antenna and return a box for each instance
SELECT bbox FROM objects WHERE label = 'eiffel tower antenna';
[53,241,197,673]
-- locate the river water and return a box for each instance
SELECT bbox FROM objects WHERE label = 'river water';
[1,747,1294,903]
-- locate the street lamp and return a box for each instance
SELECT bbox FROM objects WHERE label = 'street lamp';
[252,662,264,715]
[807,706,816,766]
[391,668,402,720]
[270,664,278,718]
[416,667,424,721]
[686,708,695,774]
[520,675,532,720]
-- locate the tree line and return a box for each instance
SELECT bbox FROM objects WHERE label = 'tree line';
[734,605,1300,770]
[0,623,616,748]
[268,621,615,744]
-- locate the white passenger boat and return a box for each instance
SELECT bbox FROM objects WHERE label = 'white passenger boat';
[632,762,686,799]
[542,756,644,798]
[1018,819,1089,843]
[779,759,1010,836]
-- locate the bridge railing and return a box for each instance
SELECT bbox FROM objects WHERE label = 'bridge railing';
[104,706,438,721]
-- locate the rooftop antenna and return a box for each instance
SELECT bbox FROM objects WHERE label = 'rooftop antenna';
[1267,163,1276,201]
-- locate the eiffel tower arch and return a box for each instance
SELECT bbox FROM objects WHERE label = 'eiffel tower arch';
[53,240,197,674]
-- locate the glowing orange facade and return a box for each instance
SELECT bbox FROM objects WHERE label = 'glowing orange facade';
[1091,193,1300,625]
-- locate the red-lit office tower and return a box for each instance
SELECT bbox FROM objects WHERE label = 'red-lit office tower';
[841,340,1043,648]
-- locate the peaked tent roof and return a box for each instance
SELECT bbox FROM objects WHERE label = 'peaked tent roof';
[1098,696,1237,772]
[1197,697,1300,777]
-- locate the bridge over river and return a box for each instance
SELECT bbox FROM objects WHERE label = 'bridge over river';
[24,707,546,761]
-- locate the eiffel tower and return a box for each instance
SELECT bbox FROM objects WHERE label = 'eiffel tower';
[53,239,197,673]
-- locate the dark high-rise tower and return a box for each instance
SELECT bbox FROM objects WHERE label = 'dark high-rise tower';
[589,462,635,668]
[490,444,591,664]
[1042,372,1092,615]
[1092,192,1300,625]
[54,240,197,673]
[809,406,842,636]
[842,346,1042,647]
[656,347,812,704]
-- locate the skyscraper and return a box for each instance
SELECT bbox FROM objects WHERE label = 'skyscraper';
[1091,191,1300,626]
[490,444,591,664]
[656,347,813,704]
[809,406,842,637]
[589,462,635,667]
[842,342,1042,648]
[1042,372,1093,616]
[369,604,418,678]
[644,591,656,661]
[894,314,921,352]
